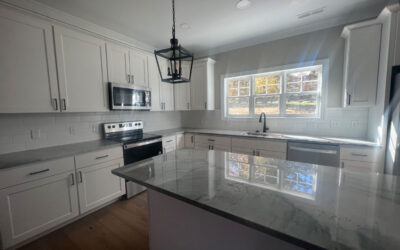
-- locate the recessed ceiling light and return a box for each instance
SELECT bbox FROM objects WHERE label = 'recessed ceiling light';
[236,0,251,10]
[180,23,191,30]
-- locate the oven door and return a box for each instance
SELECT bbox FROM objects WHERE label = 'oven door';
[109,82,151,110]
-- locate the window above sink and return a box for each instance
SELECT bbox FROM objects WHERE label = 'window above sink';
[223,61,327,119]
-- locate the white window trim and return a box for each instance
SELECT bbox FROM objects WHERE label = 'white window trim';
[221,59,329,120]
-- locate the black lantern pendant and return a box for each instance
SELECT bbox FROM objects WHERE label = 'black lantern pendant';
[154,0,194,84]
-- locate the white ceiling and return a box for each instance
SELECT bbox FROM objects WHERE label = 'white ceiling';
[34,0,388,56]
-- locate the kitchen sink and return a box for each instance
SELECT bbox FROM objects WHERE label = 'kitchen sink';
[242,131,286,138]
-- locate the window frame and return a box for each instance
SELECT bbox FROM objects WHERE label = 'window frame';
[222,60,327,119]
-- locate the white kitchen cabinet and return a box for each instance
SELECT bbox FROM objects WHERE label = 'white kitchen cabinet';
[190,58,215,110]
[194,135,231,151]
[76,158,125,213]
[159,58,175,111]
[174,63,191,111]
[340,145,381,173]
[130,49,149,87]
[342,23,382,107]
[231,137,287,159]
[0,6,59,113]
[176,133,185,149]
[106,42,131,84]
[163,135,177,153]
[54,25,108,112]
[0,171,79,248]
[148,55,162,111]
[184,133,195,148]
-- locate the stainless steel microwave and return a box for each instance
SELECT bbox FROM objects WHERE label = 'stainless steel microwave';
[109,82,151,110]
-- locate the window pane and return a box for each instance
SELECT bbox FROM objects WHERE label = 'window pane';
[286,82,301,93]
[267,84,280,94]
[287,72,302,82]
[255,86,266,95]
[229,80,238,88]
[255,76,267,87]
[228,97,250,115]
[229,88,238,97]
[285,94,317,114]
[302,70,319,81]
[267,75,281,85]
[302,81,318,92]
[254,96,280,115]
[239,88,250,96]
[239,79,250,87]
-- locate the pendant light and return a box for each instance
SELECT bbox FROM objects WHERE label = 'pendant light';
[154,0,194,84]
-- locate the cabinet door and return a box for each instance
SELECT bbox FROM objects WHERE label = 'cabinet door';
[184,133,195,148]
[54,26,108,112]
[148,55,162,111]
[157,58,175,110]
[190,62,207,110]
[176,134,185,149]
[231,146,255,156]
[106,42,130,84]
[0,6,59,113]
[130,49,148,87]
[257,150,286,160]
[76,158,125,214]
[174,63,191,110]
[344,24,381,107]
[0,171,78,248]
[212,144,231,152]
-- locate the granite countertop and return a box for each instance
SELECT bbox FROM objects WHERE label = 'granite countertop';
[0,140,122,170]
[148,128,380,147]
[112,148,400,250]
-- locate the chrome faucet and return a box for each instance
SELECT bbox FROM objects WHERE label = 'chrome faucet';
[259,112,269,133]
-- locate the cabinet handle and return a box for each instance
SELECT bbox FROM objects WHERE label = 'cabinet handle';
[28,169,50,176]
[62,98,67,110]
[78,171,83,183]
[204,102,207,109]
[127,74,131,83]
[70,173,75,186]
[191,135,194,143]
[208,139,215,142]
[53,98,58,110]
[351,153,368,157]
[347,93,351,105]
[95,154,109,160]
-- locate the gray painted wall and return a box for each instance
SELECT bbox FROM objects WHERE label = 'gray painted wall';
[0,112,182,154]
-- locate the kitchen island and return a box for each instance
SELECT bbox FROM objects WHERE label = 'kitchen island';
[112,149,400,250]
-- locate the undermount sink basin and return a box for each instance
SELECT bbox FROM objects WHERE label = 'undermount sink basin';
[242,131,286,138]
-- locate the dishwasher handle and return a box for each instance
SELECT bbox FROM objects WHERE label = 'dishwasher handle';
[289,146,337,155]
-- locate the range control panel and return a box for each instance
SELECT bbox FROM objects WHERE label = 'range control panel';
[103,121,143,134]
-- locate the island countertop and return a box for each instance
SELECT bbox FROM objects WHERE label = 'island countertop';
[112,148,400,250]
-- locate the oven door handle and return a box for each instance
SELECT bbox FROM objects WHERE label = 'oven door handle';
[123,138,162,149]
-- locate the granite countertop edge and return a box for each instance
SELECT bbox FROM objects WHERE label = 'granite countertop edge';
[148,128,380,147]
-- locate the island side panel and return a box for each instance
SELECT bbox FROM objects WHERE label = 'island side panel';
[147,189,304,250]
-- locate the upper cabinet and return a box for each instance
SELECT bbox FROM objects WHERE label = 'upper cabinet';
[190,58,215,110]
[54,25,108,112]
[342,23,382,107]
[174,62,191,111]
[0,6,59,113]
[158,58,175,111]
[106,42,130,84]
[130,49,149,87]
[148,55,162,111]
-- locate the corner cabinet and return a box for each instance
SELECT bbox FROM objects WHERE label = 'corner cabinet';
[342,22,382,107]
[190,58,216,110]
[0,6,59,113]
[54,25,108,112]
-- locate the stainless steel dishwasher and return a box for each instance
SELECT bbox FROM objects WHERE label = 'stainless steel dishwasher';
[287,142,340,167]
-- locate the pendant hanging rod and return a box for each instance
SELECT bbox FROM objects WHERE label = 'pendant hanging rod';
[172,0,176,40]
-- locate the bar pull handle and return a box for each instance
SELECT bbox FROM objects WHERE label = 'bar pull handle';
[70,173,75,186]
[289,146,337,155]
[62,98,67,110]
[204,102,207,109]
[78,171,83,183]
[28,169,50,176]
[127,74,131,83]
[95,155,109,160]
[351,153,368,157]
[53,98,58,110]
[166,140,173,143]
[207,139,215,142]
[347,93,351,106]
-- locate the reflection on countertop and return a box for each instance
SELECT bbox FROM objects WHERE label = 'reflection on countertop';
[112,148,400,250]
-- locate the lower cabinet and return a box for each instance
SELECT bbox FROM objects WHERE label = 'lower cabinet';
[194,135,232,151]
[231,137,287,159]
[76,158,125,214]
[0,170,79,248]
[163,135,177,153]
[184,133,195,148]
[176,133,185,149]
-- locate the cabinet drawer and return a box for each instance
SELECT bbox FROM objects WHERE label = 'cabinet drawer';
[232,137,286,153]
[75,147,123,169]
[258,150,286,160]
[0,157,75,190]
[341,160,378,173]
[196,135,231,146]
[162,135,176,148]
[340,146,379,162]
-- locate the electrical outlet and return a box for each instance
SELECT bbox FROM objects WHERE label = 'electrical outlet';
[351,121,360,128]
[330,121,341,128]
[30,129,41,140]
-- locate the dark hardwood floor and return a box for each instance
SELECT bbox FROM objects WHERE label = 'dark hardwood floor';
[18,192,149,250]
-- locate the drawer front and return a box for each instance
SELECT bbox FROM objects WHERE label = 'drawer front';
[75,147,123,169]
[258,150,286,160]
[162,135,176,148]
[340,146,379,162]
[0,157,75,190]
[195,135,231,147]
[255,140,287,153]
[341,160,378,173]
